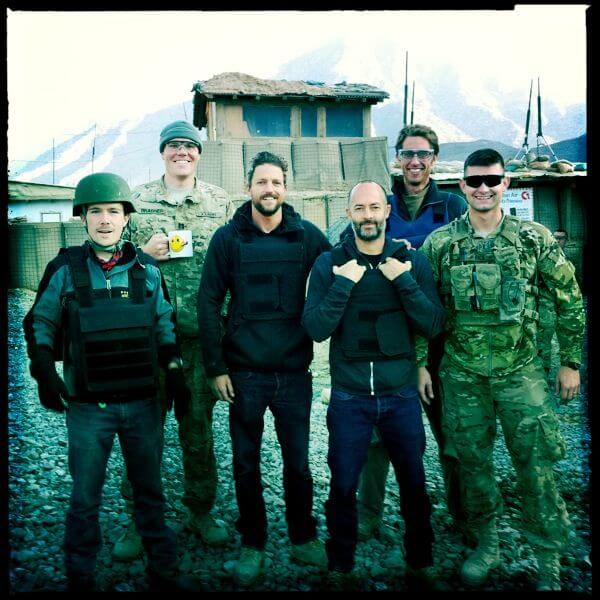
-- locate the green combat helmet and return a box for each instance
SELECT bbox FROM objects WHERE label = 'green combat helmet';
[73,172,136,216]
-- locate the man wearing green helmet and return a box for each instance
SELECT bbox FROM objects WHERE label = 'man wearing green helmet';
[23,172,199,592]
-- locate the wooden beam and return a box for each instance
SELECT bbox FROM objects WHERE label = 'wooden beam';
[363,105,371,137]
[291,106,301,137]
[317,106,326,137]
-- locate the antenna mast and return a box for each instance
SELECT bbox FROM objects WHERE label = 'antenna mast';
[514,79,533,161]
[534,78,558,162]
[402,52,408,127]
[91,124,97,174]
[410,81,415,125]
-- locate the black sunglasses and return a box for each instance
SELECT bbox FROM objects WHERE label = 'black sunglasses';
[464,175,504,188]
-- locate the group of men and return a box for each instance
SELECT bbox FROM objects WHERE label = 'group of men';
[23,119,585,592]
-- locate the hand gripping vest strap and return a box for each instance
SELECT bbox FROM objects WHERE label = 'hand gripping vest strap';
[64,246,159,403]
[332,242,414,361]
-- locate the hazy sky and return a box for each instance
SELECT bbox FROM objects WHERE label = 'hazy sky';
[7,7,588,167]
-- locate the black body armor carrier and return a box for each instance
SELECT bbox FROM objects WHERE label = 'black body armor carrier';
[233,229,306,323]
[63,246,159,403]
[332,243,414,361]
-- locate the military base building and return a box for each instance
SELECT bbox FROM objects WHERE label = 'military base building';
[8,72,587,291]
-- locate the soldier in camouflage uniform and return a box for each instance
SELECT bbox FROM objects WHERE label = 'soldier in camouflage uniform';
[112,121,234,560]
[537,230,570,374]
[419,149,585,591]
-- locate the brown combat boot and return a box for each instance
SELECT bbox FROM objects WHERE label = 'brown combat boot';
[535,551,561,591]
[460,520,501,586]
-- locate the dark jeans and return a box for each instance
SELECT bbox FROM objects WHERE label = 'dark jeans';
[64,398,177,578]
[326,386,433,573]
[229,370,317,549]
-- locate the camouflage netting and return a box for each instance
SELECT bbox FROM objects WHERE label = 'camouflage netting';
[560,196,586,240]
[340,137,391,193]
[533,195,560,233]
[9,223,87,291]
[195,138,390,195]
[292,139,344,190]
[243,139,295,189]
[197,140,246,194]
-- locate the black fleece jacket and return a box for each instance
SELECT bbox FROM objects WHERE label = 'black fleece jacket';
[197,201,331,377]
[302,235,445,395]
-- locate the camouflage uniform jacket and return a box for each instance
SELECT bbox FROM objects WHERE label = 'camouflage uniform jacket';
[127,176,233,337]
[419,211,585,377]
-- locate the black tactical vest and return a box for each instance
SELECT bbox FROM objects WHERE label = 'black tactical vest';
[332,243,414,361]
[232,229,306,323]
[63,246,159,403]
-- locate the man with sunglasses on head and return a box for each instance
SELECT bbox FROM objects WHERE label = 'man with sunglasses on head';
[420,148,585,591]
[356,124,468,545]
[112,121,234,560]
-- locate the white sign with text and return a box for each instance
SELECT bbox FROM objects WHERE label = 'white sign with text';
[503,187,534,221]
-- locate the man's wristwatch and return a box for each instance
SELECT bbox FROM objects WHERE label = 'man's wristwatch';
[167,357,184,370]
[563,361,580,371]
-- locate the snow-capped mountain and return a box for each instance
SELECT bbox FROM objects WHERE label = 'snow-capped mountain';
[278,39,586,150]
[11,40,585,187]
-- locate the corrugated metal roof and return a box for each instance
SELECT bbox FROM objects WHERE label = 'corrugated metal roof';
[192,72,389,102]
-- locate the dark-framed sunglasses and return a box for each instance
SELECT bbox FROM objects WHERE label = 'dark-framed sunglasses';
[464,174,504,188]
[398,149,435,160]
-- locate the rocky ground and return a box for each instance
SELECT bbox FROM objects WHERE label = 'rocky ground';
[8,288,592,593]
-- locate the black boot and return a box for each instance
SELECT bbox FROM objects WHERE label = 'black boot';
[147,566,203,592]
[67,573,97,592]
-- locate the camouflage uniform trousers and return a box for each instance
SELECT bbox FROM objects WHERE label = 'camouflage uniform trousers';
[120,337,218,518]
[439,356,571,551]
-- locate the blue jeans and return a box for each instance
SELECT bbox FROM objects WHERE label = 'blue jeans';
[64,398,177,578]
[326,386,433,572]
[229,370,317,549]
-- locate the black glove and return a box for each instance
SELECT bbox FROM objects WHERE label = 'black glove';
[29,346,69,412]
[165,367,191,422]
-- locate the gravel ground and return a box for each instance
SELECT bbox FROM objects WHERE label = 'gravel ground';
[8,288,592,593]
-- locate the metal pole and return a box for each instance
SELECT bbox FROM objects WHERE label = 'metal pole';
[91,124,97,174]
[536,78,559,162]
[52,138,55,184]
[402,52,408,127]
[410,81,415,125]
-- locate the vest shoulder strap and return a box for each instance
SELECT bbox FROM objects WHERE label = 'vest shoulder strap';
[331,244,350,267]
[499,215,523,246]
[128,262,146,304]
[390,245,410,261]
[64,246,93,307]
[129,248,151,304]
